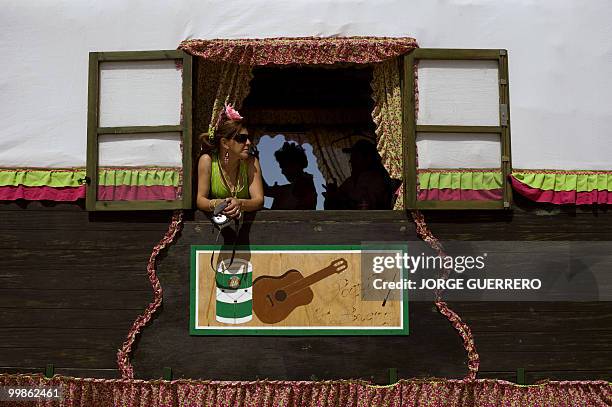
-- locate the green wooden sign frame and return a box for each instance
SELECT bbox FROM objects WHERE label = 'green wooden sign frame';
[190,244,409,336]
[86,50,193,211]
[402,48,513,210]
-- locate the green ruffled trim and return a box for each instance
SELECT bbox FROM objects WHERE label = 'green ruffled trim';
[0,169,86,187]
[0,168,180,187]
[98,169,180,187]
[418,171,503,190]
[512,172,612,192]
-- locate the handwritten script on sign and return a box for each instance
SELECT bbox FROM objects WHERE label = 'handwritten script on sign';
[311,279,392,326]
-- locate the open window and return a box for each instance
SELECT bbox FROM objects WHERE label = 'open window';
[402,49,512,210]
[86,50,192,211]
[239,65,384,210]
[182,37,419,212]
[85,41,511,212]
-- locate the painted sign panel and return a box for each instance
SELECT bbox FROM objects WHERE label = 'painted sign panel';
[190,245,409,335]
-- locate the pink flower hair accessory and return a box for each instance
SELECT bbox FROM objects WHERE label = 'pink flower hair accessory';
[209,104,244,142]
[224,103,243,121]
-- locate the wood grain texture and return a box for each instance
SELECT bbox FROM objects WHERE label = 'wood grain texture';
[0,309,142,329]
[0,199,611,383]
[0,289,149,310]
[0,367,121,379]
[86,52,99,211]
[97,125,183,134]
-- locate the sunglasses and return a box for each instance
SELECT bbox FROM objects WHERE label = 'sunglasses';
[233,133,252,143]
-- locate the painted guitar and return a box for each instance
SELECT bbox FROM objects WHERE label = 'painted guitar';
[252,258,349,324]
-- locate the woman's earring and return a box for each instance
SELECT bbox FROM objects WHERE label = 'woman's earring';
[224,150,229,164]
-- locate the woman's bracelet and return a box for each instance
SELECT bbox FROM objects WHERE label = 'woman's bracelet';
[209,199,219,212]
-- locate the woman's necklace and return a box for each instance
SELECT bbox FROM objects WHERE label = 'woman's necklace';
[218,159,241,198]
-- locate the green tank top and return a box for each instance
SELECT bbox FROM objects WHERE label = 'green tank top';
[210,153,250,199]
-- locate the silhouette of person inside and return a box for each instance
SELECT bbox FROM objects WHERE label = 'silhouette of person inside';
[323,139,393,210]
[264,142,318,210]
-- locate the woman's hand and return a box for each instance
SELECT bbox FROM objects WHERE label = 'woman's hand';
[222,198,242,218]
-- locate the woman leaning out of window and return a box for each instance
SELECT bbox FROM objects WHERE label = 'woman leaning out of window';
[196,104,264,218]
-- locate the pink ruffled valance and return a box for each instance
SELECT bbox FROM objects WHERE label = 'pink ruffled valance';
[179,37,418,65]
[418,188,503,201]
[511,171,612,205]
[1,374,610,406]
[97,185,179,201]
[0,168,184,202]
[0,185,85,201]
[511,176,612,205]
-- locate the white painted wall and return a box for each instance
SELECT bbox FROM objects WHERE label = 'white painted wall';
[1,0,611,169]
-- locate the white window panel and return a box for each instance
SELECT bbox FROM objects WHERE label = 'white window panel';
[416,133,501,169]
[99,61,182,127]
[417,60,500,126]
[98,132,182,167]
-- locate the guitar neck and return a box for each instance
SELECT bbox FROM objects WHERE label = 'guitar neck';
[284,260,347,296]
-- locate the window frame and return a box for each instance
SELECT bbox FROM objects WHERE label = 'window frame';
[402,48,512,210]
[86,50,193,211]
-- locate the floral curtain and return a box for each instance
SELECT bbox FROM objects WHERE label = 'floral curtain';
[308,129,371,185]
[2,374,610,407]
[244,107,372,126]
[371,58,404,209]
[180,37,418,65]
[194,60,253,153]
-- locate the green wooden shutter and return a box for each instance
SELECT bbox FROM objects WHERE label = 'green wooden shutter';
[402,49,512,210]
[86,50,192,210]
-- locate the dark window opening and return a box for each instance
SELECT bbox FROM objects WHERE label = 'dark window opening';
[242,65,394,210]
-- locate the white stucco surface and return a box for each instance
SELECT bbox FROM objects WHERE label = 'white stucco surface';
[1,0,611,169]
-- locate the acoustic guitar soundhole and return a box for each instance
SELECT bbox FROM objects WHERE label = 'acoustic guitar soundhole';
[274,290,287,302]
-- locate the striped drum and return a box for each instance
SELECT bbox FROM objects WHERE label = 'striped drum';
[215,258,253,324]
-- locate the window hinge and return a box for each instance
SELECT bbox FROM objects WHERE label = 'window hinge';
[502,155,510,163]
[78,176,91,185]
[499,49,507,56]
[504,201,511,209]
[500,104,508,126]
[499,78,507,85]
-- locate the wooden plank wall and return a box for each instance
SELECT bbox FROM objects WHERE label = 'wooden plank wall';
[0,196,610,383]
